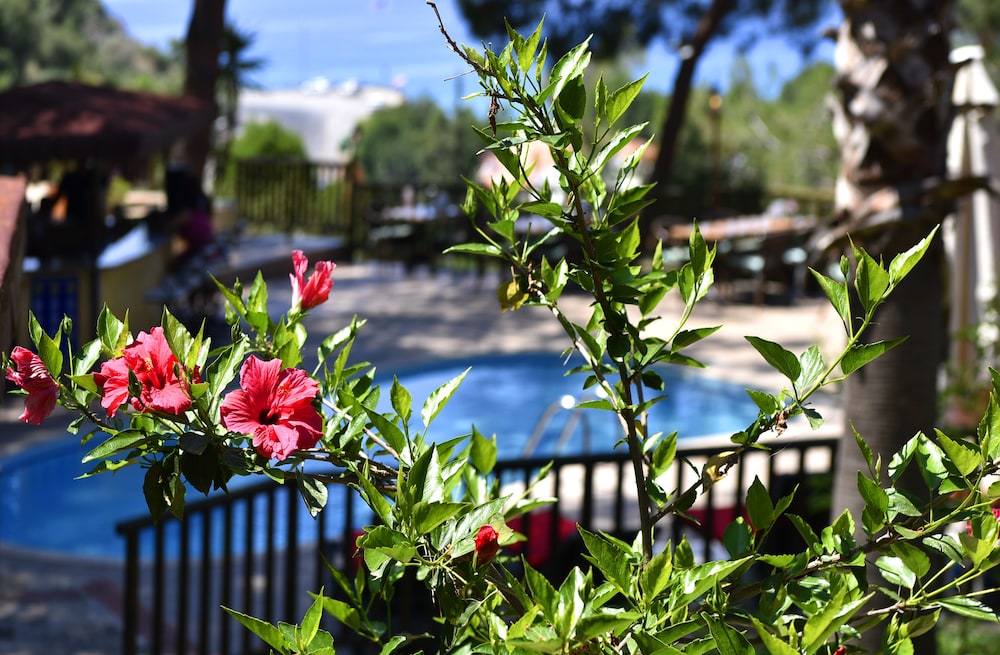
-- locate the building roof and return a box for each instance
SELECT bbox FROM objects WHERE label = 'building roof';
[0,81,213,168]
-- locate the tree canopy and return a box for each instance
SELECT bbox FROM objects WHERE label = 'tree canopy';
[355,99,484,186]
[455,0,833,215]
[0,0,182,92]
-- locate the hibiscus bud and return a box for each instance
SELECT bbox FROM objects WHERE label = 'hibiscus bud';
[474,525,500,566]
[290,250,336,312]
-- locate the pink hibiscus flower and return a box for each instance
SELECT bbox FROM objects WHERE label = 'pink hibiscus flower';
[94,327,196,417]
[290,250,336,311]
[5,346,59,425]
[219,355,323,461]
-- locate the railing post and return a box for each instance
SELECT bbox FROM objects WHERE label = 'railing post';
[284,483,299,623]
[120,527,140,655]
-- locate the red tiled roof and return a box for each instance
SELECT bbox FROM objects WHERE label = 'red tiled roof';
[0,81,212,167]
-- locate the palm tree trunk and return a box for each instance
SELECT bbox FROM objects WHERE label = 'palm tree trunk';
[828,1,956,651]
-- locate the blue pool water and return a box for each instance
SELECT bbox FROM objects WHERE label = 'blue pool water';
[0,353,757,558]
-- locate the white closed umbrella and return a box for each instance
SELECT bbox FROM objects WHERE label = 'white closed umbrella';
[944,45,1000,376]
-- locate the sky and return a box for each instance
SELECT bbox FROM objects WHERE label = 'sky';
[101,0,837,110]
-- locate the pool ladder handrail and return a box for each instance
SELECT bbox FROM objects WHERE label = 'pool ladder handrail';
[521,394,594,457]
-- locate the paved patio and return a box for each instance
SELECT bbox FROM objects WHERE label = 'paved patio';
[0,258,847,654]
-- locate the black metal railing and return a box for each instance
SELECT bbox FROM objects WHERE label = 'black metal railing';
[116,435,837,655]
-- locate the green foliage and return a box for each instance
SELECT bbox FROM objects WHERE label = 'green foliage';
[355,98,484,184]
[0,0,183,91]
[11,14,1000,655]
[230,120,309,160]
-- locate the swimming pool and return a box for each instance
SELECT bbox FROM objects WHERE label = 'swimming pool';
[0,353,757,558]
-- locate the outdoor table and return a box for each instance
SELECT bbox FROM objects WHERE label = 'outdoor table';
[665,214,817,244]
[368,203,460,272]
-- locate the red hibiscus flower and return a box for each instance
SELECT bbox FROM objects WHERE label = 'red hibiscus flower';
[5,346,59,425]
[474,525,501,566]
[290,250,335,311]
[94,327,196,417]
[219,355,323,461]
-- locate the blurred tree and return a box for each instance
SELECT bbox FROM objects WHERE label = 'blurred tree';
[215,22,267,188]
[454,0,832,217]
[0,0,182,92]
[216,119,306,197]
[229,120,307,160]
[0,0,40,86]
[178,0,227,177]
[956,0,1000,79]
[354,99,483,185]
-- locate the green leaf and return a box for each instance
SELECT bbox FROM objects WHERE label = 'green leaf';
[142,461,169,520]
[318,596,362,632]
[746,389,782,415]
[935,429,980,477]
[639,549,672,599]
[541,38,592,103]
[702,613,754,655]
[980,393,1000,460]
[470,427,497,474]
[556,74,587,121]
[672,326,722,350]
[96,306,128,356]
[787,513,821,555]
[745,336,801,381]
[362,408,407,456]
[722,518,753,557]
[513,18,543,73]
[856,471,888,516]
[936,596,1000,621]
[795,345,825,391]
[810,268,850,330]
[887,225,938,285]
[409,445,444,504]
[300,588,324,647]
[853,244,890,314]
[445,242,504,256]
[673,558,748,606]
[840,338,907,376]
[420,367,469,430]
[83,430,146,463]
[749,617,799,655]
[591,123,646,177]
[296,473,328,518]
[413,500,464,535]
[803,592,870,653]
[223,607,288,653]
[876,555,916,589]
[390,377,412,423]
[914,434,948,491]
[747,477,774,530]
[29,311,63,379]
[605,75,647,125]
[579,528,635,596]
[922,533,965,564]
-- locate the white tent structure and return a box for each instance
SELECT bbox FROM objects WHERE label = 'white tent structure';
[944,45,1000,374]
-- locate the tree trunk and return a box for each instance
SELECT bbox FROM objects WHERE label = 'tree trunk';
[829,1,956,652]
[179,0,227,177]
[646,0,734,220]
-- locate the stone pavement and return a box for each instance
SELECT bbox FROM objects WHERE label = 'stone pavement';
[0,258,847,654]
